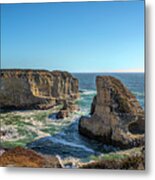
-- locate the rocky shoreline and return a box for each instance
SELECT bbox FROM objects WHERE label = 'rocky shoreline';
[79,76,145,149]
[0,71,145,169]
[0,146,144,169]
[80,146,145,170]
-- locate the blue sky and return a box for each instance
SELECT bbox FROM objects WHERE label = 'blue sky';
[1,1,144,72]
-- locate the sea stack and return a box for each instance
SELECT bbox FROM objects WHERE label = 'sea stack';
[79,76,145,149]
[0,69,79,110]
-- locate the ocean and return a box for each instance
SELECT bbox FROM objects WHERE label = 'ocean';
[73,73,144,112]
[28,73,145,162]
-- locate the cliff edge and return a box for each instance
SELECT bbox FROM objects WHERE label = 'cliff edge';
[0,69,79,110]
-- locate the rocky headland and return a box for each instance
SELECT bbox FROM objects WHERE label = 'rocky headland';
[0,69,80,159]
[0,72,145,169]
[79,76,145,149]
[0,69,79,110]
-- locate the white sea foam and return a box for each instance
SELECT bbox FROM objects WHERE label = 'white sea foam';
[80,90,96,95]
[48,136,95,153]
[132,91,144,97]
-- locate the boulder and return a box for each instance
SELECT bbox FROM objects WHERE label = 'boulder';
[56,109,69,119]
[79,76,145,149]
[0,146,62,168]
[56,100,79,119]
[0,69,79,110]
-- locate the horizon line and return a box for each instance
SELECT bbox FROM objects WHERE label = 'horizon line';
[1,68,145,73]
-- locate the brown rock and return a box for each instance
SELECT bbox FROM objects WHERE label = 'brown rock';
[79,76,145,149]
[80,147,145,170]
[56,100,79,119]
[56,110,69,119]
[0,69,79,110]
[0,146,62,168]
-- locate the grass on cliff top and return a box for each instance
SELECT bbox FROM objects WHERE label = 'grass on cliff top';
[81,147,144,170]
[84,153,127,163]
[82,147,143,163]
[81,153,144,170]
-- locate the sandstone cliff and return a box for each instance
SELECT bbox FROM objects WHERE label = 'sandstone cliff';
[0,69,79,110]
[79,76,145,149]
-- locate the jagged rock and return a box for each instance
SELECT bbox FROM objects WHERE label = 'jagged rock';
[0,146,62,168]
[80,147,145,170]
[0,69,79,110]
[79,76,145,149]
[56,110,69,119]
[56,100,79,119]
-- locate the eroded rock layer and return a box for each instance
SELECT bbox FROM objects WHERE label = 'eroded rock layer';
[79,76,145,149]
[0,69,79,110]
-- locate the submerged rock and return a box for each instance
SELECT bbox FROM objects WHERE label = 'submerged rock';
[0,146,62,168]
[79,76,145,149]
[0,69,79,110]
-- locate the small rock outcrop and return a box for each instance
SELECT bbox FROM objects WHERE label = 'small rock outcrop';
[56,100,79,119]
[79,76,145,149]
[0,69,79,110]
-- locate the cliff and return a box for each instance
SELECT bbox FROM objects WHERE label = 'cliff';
[0,69,79,110]
[79,76,145,149]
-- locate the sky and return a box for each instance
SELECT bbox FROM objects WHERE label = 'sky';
[1,1,145,72]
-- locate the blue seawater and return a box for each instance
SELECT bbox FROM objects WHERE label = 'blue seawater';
[73,73,144,113]
[28,73,144,161]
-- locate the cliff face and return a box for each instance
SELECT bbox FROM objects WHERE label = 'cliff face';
[0,69,79,110]
[79,76,144,149]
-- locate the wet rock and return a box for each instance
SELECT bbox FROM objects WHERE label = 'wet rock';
[79,76,145,149]
[79,90,85,93]
[56,109,69,119]
[0,69,79,110]
[56,100,79,119]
